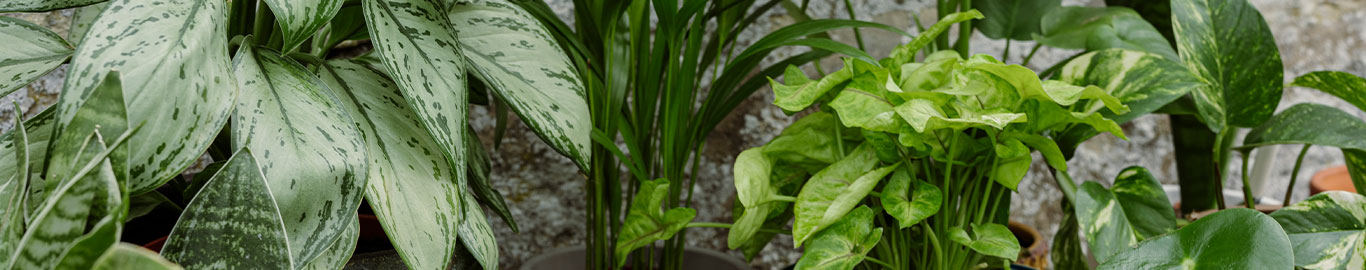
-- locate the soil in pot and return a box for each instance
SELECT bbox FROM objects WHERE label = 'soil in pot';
[521,246,749,270]
[1310,165,1353,195]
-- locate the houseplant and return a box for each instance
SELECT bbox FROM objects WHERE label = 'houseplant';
[0,0,595,268]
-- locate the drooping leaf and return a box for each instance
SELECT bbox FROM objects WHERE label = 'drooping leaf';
[319,59,464,270]
[727,198,774,250]
[1289,71,1366,112]
[1269,191,1366,269]
[463,127,516,231]
[615,179,696,267]
[362,0,470,194]
[1110,167,1176,239]
[1074,181,1137,263]
[262,0,343,52]
[300,215,358,270]
[230,46,367,267]
[1099,208,1292,269]
[0,0,103,12]
[734,147,773,208]
[1172,0,1283,132]
[1037,6,1177,60]
[972,0,1060,40]
[794,206,882,270]
[947,223,1020,260]
[57,0,237,194]
[0,16,72,97]
[1058,49,1200,123]
[793,144,889,246]
[161,149,293,269]
[9,133,120,269]
[92,244,181,270]
[448,0,592,169]
[457,189,498,270]
[880,169,941,228]
[67,2,107,46]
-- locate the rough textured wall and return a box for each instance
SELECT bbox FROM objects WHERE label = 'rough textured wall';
[3,0,1364,269]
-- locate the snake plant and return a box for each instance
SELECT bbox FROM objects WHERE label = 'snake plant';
[0,0,591,269]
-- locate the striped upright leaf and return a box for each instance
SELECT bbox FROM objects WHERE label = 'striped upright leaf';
[318,60,463,270]
[1271,191,1366,269]
[1058,49,1200,123]
[1172,0,1283,132]
[361,0,469,192]
[0,16,72,97]
[300,215,358,270]
[161,149,293,269]
[0,0,104,12]
[261,0,343,52]
[448,0,591,168]
[230,46,366,267]
[55,0,237,194]
[44,72,127,194]
[0,109,56,221]
[8,134,121,269]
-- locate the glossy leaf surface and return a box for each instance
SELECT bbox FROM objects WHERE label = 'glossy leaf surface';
[1058,49,1200,123]
[1290,71,1366,112]
[1270,191,1366,270]
[972,0,1059,40]
[1075,181,1137,263]
[1037,6,1177,60]
[1110,167,1176,239]
[1099,208,1292,269]
[1172,0,1283,132]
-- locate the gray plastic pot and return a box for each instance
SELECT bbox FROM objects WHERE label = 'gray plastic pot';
[521,246,748,270]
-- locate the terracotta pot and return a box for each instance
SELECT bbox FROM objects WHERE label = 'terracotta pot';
[1008,221,1047,269]
[1310,165,1353,195]
[141,236,169,252]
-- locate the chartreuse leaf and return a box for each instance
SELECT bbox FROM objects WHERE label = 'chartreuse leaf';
[830,84,901,133]
[1290,71,1366,112]
[972,0,1059,40]
[1037,6,1177,60]
[880,169,941,228]
[1172,0,1283,132]
[728,200,774,250]
[1074,181,1137,263]
[44,72,127,195]
[1269,191,1366,269]
[161,149,292,269]
[1241,103,1366,192]
[448,0,592,169]
[230,46,367,267]
[1110,167,1176,239]
[300,215,358,270]
[262,0,343,52]
[615,179,696,267]
[1099,208,1292,269]
[92,244,181,270]
[761,111,847,171]
[0,0,103,12]
[894,99,1025,133]
[772,59,856,112]
[0,16,71,97]
[794,206,882,270]
[948,223,1020,260]
[9,130,124,269]
[1058,49,1200,123]
[734,147,773,208]
[794,144,892,246]
[57,0,237,194]
[886,10,983,65]
[319,59,464,270]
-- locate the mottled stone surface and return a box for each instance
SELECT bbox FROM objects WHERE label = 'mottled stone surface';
[4,0,1364,269]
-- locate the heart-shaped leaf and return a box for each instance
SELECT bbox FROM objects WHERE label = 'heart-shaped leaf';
[948,223,1020,260]
[161,149,292,269]
[1075,181,1138,263]
[794,206,881,270]
[1111,166,1177,239]
[0,16,71,97]
[1099,208,1292,269]
[1270,191,1366,269]
[793,144,887,246]
[1172,0,1283,132]
[880,168,941,228]
[1037,6,1177,60]
[615,179,696,267]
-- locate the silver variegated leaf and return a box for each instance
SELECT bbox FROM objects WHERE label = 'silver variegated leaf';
[0,0,103,12]
[56,0,237,194]
[0,16,72,97]
[448,0,591,169]
[67,2,107,46]
[300,215,358,270]
[1172,0,1283,132]
[262,0,344,52]
[458,186,497,270]
[230,46,367,267]
[161,149,293,269]
[8,132,120,269]
[318,59,463,270]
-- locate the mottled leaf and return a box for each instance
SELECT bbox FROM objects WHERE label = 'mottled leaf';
[1290,71,1366,112]
[0,109,55,222]
[262,0,343,52]
[1241,103,1366,152]
[793,144,888,246]
[880,169,941,228]
[615,179,696,267]
[0,16,72,97]
[829,83,902,133]
[794,206,881,270]
[1037,6,1177,60]
[0,0,103,12]
[53,215,120,269]
[457,189,497,270]
[1058,49,1200,123]
[93,244,181,270]
[1111,167,1176,239]
[1270,191,1366,270]
[44,72,127,195]
[230,46,367,267]
[161,149,293,269]
[1075,181,1137,263]
[448,0,591,169]
[1051,201,1088,270]
[9,133,120,269]
[1173,0,1283,132]
[1099,208,1292,269]
[771,59,855,112]
[300,215,358,270]
[972,0,1059,40]
[67,2,107,46]
[948,223,1020,260]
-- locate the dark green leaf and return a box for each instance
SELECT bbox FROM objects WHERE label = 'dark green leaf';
[1270,191,1366,269]
[1098,208,1292,269]
[1173,0,1284,132]
[1241,103,1366,152]
[161,149,293,269]
[1037,6,1177,60]
[1289,71,1366,112]
[972,0,1060,40]
[1111,167,1176,239]
[1075,181,1137,263]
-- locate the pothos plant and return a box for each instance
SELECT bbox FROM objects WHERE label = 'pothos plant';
[0,0,592,269]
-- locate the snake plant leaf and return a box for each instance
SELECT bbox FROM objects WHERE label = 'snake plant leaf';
[947,223,1020,260]
[57,0,237,194]
[972,0,1059,40]
[9,133,119,269]
[448,0,592,169]
[54,215,120,269]
[1290,71,1366,112]
[1270,191,1366,269]
[44,72,127,194]
[0,109,55,224]
[463,127,516,231]
[161,149,293,269]
[1052,201,1089,270]
[1242,103,1366,193]
[457,190,498,270]
[319,59,464,270]
[300,215,358,270]
[793,144,887,246]
[734,147,774,208]
[771,59,856,112]
[262,0,343,52]
[1074,181,1138,263]
[0,16,72,97]
[0,0,103,12]
[67,2,107,46]
[794,206,882,270]
[615,179,696,267]
[1058,49,1200,123]
[1037,6,1177,60]
[231,46,367,267]
[1099,208,1292,269]
[1111,167,1177,239]
[362,0,470,183]
[1172,0,1283,132]
[93,244,181,270]
[881,169,941,228]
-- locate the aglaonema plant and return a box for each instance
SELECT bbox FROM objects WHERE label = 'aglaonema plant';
[0,0,594,269]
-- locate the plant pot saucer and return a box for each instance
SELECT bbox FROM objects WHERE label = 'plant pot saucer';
[521,246,748,270]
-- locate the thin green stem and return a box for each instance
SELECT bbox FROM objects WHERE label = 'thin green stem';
[1002,39,1011,63]
[1020,44,1042,66]
[768,194,797,203]
[842,0,866,51]
[1240,150,1256,209]
[251,1,274,45]
[952,0,972,57]
[922,223,945,270]
[863,256,896,269]
[1284,144,1312,206]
